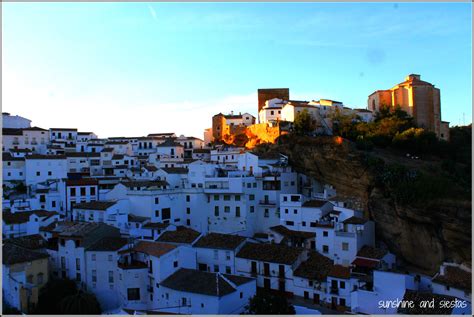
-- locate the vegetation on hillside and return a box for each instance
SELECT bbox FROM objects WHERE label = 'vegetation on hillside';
[33,278,102,315]
[244,289,295,315]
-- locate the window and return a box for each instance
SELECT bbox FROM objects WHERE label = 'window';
[127,288,140,301]
[283,196,288,201]
[236,206,241,216]
[253,183,257,188]
[213,250,219,260]
[76,258,80,270]
[182,298,187,306]
[186,207,190,214]
[323,245,329,253]
[250,206,255,213]
[108,254,113,261]
[76,273,81,281]
[92,254,96,261]
[249,194,255,201]
[173,261,178,268]
[52,201,56,208]
[214,206,219,216]
[226,251,231,260]
[342,242,349,251]
[36,171,40,176]
[286,221,294,226]
[27,274,34,283]
[162,208,171,220]
[48,171,52,176]
[186,195,190,202]
[293,209,298,214]
[109,271,114,283]
[247,183,251,188]
[214,265,219,272]
[223,195,230,201]
[264,209,269,218]
[155,210,160,217]
[214,195,219,201]
[323,231,329,237]
[340,281,346,289]
[302,221,306,227]
[37,273,44,284]
[80,187,86,196]
[70,188,76,196]
[235,195,241,201]
[240,292,243,299]
[61,257,66,269]
[285,209,288,214]
[92,270,97,282]
[226,266,232,274]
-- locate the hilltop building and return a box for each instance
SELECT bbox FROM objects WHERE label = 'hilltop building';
[368,74,449,140]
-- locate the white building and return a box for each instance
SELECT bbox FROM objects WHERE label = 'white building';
[2,112,31,129]
[193,232,247,274]
[25,154,67,187]
[235,242,307,297]
[157,268,256,314]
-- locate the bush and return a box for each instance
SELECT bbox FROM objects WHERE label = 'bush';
[392,128,438,154]
[244,290,295,314]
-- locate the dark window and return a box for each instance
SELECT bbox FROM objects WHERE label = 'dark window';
[214,206,219,216]
[186,195,190,202]
[70,188,76,196]
[340,281,346,289]
[162,208,171,220]
[323,245,329,253]
[323,231,328,237]
[80,187,86,196]
[127,288,140,301]
[283,196,288,201]
[286,221,294,226]
[155,210,160,217]
[173,261,178,268]
[236,206,241,217]
[155,197,159,204]
[90,187,96,196]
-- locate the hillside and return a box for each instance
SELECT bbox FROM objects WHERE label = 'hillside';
[252,131,472,275]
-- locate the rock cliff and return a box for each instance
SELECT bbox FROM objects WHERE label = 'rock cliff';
[253,135,471,275]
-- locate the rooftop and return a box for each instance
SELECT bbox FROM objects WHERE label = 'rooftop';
[328,264,351,279]
[342,216,368,225]
[3,234,47,251]
[73,200,116,211]
[129,241,177,258]
[236,242,303,265]
[302,200,330,208]
[294,251,333,281]
[160,167,189,174]
[269,225,315,239]
[356,245,388,260]
[432,266,471,292]
[193,233,246,250]
[161,268,240,297]
[3,243,49,265]
[156,226,201,244]
[87,237,129,252]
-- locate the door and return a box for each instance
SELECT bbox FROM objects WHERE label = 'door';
[331,297,337,309]
[264,278,271,289]
[313,293,320,304]
[263,263,270,276]
[304,291,309,300]
[251,261,257,275]
[339,298,346,308]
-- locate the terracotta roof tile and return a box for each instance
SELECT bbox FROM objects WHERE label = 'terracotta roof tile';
[193,233,246,250]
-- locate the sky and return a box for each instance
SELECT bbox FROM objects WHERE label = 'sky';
[2,2,472,139]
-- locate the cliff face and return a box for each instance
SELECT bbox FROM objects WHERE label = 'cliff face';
[254,135,471,275]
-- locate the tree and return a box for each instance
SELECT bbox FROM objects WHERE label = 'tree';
[244,290,296,315]
[57,291,102,315]
[33,278,101,314]
[293,109,314,136]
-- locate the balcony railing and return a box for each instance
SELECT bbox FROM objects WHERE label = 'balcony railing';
[335,231,356,237]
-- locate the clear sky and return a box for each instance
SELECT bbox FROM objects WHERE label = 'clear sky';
[3,2,472,139]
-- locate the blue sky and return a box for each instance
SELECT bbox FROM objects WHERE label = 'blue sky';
[3,2,472,138]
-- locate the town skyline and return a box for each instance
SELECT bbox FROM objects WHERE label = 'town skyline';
[3,2,472,138]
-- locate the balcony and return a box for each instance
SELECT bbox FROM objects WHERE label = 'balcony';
[259,200,276,206]
[118,260,148,270]
[330,287,339,295]
[335,231,356,238]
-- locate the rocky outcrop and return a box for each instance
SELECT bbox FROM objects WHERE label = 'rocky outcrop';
[254,135,471,275]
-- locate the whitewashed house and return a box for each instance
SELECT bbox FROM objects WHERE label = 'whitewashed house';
[157,268,256,314]
[235,242,307,297]
[431,263,471,303]
[193,232,247,274]
[25,154,67,186]
[3,210,60,239]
